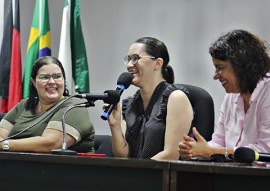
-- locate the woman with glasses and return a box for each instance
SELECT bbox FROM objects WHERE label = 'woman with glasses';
[107,37,193,160]
[179,29,270,160]
[0,56,95,153]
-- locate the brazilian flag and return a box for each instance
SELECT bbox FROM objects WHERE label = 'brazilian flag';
[23,0,51,98]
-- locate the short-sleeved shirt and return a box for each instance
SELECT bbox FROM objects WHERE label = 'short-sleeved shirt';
[122,81,189,158]
[208,74,270,152]
[0,97,95,152]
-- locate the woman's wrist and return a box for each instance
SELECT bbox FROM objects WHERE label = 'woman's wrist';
[209,147,228,157]
[109,123,121,130]
[224,147,228,158]
[205,144,214,157]
[108,119,119,128]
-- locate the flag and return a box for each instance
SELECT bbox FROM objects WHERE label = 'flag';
[23,0,51,98]
[8,0,22,111]
[58,0,72,92]
[0,0,13,112]
[0,0,4,109]
[0,0,4,52]
[58,0,89,94]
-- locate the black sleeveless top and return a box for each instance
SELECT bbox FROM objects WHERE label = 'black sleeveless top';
[122,81,189,158]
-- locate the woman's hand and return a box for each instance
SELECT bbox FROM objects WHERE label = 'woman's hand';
[179,127,212,160]
[178,134,195,160]
[104,103,129,157]
[105,103,121,128]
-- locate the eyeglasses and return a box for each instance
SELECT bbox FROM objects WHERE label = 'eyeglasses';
[36,73,63,83]
[124,54,155,65]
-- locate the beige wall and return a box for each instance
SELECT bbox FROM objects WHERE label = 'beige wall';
[14,0,270,134]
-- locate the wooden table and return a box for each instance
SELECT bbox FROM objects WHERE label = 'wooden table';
[0,152,170,191]
[1,152,270,191]
[170,160,270,191]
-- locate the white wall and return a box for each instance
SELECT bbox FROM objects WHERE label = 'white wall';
[17,0,270,134]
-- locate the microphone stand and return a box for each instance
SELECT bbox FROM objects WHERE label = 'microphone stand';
[51,101,95,155]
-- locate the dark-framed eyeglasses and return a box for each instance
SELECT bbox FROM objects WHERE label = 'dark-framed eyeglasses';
[124,54,156,65]
[36,73,63,83]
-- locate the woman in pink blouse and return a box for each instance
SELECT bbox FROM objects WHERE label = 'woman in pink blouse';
[179,29,270,160]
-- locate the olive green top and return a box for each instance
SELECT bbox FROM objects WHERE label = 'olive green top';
[0,97,95,152]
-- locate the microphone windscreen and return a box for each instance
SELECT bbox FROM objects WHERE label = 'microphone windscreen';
[104,90,120,104]
[234,147,255,163]
[117,72,133,89]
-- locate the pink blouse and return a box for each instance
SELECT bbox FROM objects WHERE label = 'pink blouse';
[208,74,270,152]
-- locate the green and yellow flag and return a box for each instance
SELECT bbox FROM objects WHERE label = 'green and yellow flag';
[23,0,51,98]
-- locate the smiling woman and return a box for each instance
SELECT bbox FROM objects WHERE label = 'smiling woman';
[212,58,239,93]
[0,56,95,153]
[105,37,194,160]
[179,29,270,160]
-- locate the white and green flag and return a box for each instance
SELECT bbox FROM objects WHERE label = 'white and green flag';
[58,0,89,94]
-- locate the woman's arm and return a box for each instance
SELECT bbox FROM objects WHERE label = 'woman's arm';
[0,128,75,153]
[0,98,90,153]
[0,127,9,141]
[151,90,193,160]
[179,127,234,160]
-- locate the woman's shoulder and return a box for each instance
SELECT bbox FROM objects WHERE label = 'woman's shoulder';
[61,96,85,106]
[18,98,28,103]
[16,98,28,108]
[47,97,88,112]
[122,90,140,104]
[163,83,190,99]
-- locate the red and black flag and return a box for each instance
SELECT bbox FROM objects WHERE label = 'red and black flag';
[0,0,22,112]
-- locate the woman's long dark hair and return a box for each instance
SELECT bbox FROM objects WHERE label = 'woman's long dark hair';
[209,29,270,93]
[135,37,174,84]
[25,56,69,113]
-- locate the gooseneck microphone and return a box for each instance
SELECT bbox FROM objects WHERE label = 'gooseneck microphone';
[51,103,88,155]
[74,90,120,104]
[234,147,270,163]
[101,72,133,120]
[51,90,120,155]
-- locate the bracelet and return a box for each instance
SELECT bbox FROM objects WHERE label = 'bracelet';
[224,147,228,159]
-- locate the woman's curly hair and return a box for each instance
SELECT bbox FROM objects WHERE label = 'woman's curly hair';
[25,56,69,113]
[209,29,270,93]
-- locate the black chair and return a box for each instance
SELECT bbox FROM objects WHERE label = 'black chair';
[181,84,215,141]
[94,135,114,157]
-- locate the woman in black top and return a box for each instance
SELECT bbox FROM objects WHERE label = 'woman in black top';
[107,37,193,160]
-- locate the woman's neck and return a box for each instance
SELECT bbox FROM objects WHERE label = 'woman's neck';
[140,79,164,110]
[36,96,65,114]
[242,93,251,113]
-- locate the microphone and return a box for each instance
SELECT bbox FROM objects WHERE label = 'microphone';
[101,72,133,120]
[75,90,120,104]
[51,90,120,155]
[234,147,270,163]
[51,103,86,155]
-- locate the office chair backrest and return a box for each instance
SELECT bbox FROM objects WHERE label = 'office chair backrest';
[180,84,215,141]
[94,135,114,157]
